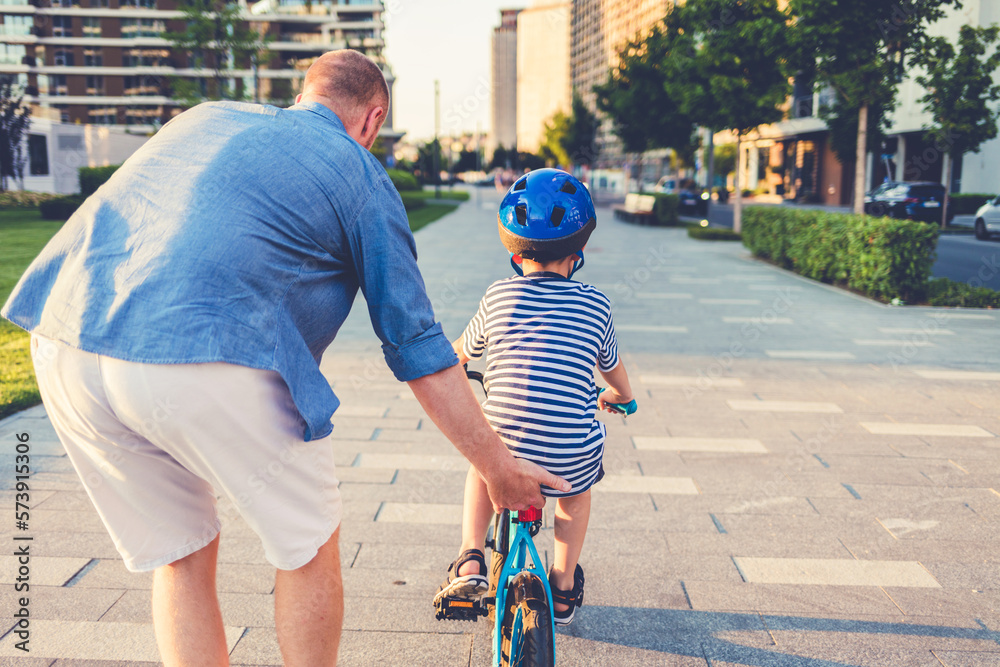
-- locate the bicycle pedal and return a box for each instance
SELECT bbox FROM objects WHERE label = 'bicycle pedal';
[434,596,487,622]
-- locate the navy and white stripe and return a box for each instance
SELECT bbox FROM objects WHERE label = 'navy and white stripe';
[463,272,619,497]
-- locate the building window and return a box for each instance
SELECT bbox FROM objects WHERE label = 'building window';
[122,48,167,67]
[123,75,158,96]
[125,106,159,125]
[51,0,79,7]
[88,108,116,125]
[1,15,32,36]
[84,48,102,66]
[121,18,164,38]
[121,0,156,7]
[49,74,67,95]
[0,44,26,65]
[85,75,103,95]
[89,0,109,6]
[28,134,48,176]
[53,49,73,66]
[51,15,72,37]
[82,17,100,37]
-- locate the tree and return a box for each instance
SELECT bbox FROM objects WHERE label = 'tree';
[540,110,571,167]
[452,149,479,173]
[788,0,961,214]
[0,77,31,191]
[673,0,792,232]
[594,19,699,189]
[563,94,600,167]
[168,0,269,104]
[915,24,1000,228]
[417,139,442,184]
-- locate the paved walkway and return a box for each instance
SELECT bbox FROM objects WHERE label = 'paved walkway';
[2,188,1000,665]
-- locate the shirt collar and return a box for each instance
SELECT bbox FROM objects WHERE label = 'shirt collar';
[290,101,347,132]
[523,271,570,280]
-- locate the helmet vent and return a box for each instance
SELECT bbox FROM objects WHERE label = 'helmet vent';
[550,206,566,227]
[513,179,527,191]
[560,182,577,195]
[515,205,528,226]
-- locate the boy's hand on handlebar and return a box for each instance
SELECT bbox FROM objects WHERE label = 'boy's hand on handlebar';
[598,389,634,414]
[483,458,571,513]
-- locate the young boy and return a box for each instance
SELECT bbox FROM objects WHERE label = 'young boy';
[434,168,634,626]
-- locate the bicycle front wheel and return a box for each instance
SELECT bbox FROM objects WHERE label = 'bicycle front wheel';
[499,571,554,667]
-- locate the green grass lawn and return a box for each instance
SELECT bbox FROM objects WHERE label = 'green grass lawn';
[1,209,65,420]
[0,202,460,421]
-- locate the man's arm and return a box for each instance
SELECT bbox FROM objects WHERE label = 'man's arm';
[407,363,571,510]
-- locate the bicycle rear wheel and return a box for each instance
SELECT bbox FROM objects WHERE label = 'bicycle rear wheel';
[499,571,554,667]
[487,510,509,623]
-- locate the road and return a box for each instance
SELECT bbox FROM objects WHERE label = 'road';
[696,203,1000,291]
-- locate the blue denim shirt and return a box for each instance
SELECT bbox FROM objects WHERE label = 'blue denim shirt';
[2,101,457,440]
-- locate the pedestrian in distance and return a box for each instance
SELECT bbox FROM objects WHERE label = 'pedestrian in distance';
[2,50,569,666]
[434,168,636,626]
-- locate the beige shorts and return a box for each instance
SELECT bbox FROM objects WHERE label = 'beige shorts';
[31,335,342,572]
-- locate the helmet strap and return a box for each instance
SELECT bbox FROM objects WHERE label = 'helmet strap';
[568,250,585,279]
[510,254,524,276]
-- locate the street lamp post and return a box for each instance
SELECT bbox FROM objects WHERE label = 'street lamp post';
[434,79,441,199]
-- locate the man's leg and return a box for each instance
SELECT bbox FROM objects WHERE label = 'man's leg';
[274,529,343,667]
[152,533,228,667]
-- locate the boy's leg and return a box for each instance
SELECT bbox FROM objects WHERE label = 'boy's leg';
[552,489,591,612]
[458,465,495,577]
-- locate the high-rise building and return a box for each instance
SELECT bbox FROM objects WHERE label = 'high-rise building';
[515,1,570,155]
[489,7,519,159]
[570,0,671,169]
[0,0,390,132]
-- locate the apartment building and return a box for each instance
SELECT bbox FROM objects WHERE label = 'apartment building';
[743,0,1000,204]
[489,7,519,159]
[515,1,570,154]
[0,0,389,132]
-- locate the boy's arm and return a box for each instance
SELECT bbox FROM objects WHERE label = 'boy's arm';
[598,360,634,411]
[453,336,471,366]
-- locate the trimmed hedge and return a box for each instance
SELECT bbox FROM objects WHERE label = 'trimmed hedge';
[949,193,996,215]
[650,193,680,226]
[0,191,62,209]
[742,206,938,302]
[40,195,84,220]
[688,226,741,241]
[398,191,427,212]
[79,165,120,196]
[927,277,1000,308]
[386,168,419,192]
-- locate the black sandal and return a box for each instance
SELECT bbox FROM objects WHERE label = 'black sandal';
[548,563,584,626]
[433,548,488,602]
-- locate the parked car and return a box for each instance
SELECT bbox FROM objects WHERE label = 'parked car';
[973,196,1000,240]
[678,188,710,216]
[655,176,678,194]
[864,181,951,223]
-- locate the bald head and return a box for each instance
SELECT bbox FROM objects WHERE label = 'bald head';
[301,50,390,128]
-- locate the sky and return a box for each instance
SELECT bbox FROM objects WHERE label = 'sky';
[384,0,525,142]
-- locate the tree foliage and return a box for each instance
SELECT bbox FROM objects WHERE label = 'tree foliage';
[540,111,571,167]
[167,0,269,104]
[915,24,1000,162]
[0,77,30,191]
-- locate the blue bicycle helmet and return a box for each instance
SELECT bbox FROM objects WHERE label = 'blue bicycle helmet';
[498,169,596,271]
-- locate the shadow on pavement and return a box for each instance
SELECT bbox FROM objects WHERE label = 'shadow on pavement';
[561,606,1000,665]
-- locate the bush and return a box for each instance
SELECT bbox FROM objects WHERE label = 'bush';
[949,193,996,215]
[398,191,427,212]
[386,168,419,192]
[927,277,1000,308]
[650,193,680,226]
[79,165,120,196]
[39,195,84,220]
[742,206,938,303]
[688,226,741,241]
[0,191,62,209]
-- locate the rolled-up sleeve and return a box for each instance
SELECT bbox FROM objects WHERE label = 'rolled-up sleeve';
[346,180,458,381]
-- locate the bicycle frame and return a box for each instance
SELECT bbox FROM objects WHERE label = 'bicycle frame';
[492,507,557,666]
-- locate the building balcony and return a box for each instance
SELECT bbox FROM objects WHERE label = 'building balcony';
[33,93,172,104]
[0,62,316,78]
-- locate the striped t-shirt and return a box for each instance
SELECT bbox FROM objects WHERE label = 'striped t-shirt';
[462,272,620,497]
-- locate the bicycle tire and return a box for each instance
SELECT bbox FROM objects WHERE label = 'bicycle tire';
[498,571,554,667]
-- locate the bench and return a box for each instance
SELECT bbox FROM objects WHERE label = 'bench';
[613,193,657,224]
